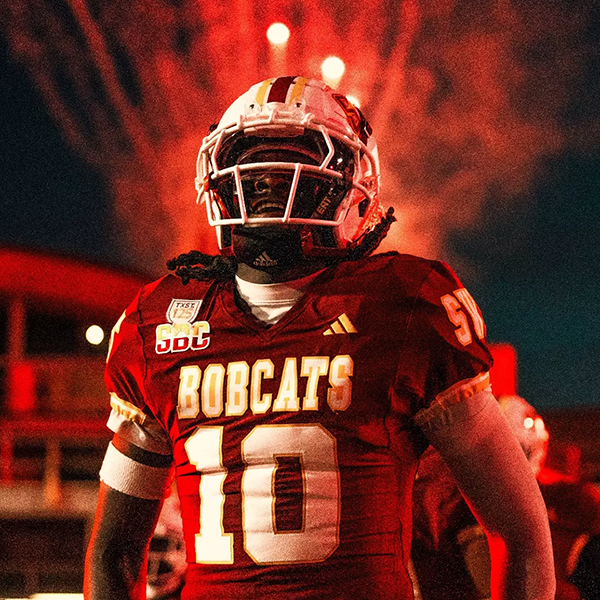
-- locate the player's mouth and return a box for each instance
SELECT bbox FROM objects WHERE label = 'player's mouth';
[243,173,292,218]
[248,198,286,217]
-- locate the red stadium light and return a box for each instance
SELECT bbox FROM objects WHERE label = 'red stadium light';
[489,343,518,396]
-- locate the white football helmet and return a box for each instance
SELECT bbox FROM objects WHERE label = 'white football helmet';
[196,76,384,257]
[498,395,549,477]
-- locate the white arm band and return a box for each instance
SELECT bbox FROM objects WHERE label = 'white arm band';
[99,442,174,500]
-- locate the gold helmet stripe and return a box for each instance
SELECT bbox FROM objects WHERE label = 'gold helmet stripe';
[288,76,309,104]
[255,78,275,106]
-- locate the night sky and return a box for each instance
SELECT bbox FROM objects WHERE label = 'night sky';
[1,35,599,412]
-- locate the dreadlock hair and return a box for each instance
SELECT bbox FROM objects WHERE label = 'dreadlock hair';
[166,251,238,285]
[168,207,396,284]
[347,207,396,261]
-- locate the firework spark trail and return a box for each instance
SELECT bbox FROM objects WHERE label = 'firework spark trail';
[0,0,597,273]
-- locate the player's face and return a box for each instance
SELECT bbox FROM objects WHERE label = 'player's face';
[227,147,309,279]
[240,171,306,221]
[220,136,345,281]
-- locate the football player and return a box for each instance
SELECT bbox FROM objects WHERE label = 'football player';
[412,395,597,600]
[84,76,554,600]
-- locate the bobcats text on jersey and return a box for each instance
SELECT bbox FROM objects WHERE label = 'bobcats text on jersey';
[177,354,353,419]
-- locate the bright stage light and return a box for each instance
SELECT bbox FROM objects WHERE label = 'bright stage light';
[346,94,361,108]
[267,22,290,46]
[321,56,345,82]
[86,324,105,345]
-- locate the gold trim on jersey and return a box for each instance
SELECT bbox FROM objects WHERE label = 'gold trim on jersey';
[323,313,357,335]
[436,371,490,405]
[110,392,147,425]
[413,371,490,427]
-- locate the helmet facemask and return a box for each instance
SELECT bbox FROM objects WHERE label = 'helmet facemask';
[213,130,354,225]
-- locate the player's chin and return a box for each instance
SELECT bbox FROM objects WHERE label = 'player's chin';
[231,224,305,270]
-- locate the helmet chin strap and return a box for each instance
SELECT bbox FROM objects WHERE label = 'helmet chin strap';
[232,226,305,271]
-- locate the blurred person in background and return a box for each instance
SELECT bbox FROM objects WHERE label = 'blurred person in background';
[540,441,600,600]
[570,534,600,599]
[147,488,186,600]
[412,394,600,600]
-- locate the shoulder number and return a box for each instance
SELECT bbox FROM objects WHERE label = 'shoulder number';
[441,288,486,346]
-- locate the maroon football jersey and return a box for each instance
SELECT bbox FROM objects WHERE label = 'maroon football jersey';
[105,252,492,600]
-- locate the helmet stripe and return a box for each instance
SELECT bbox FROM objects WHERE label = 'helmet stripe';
[267,76,296,103]
[255,78,275,106]
[289,76,309,104]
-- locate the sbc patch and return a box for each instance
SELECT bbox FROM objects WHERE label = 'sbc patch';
[156,299,210,354]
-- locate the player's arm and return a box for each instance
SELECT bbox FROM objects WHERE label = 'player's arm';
[84,434,173,600]
[419,388,555,600]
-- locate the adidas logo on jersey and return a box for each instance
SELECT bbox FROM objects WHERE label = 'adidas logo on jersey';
[253,252,278,268]
[323,313,357,335]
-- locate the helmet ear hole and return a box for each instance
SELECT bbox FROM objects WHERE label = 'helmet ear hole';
[358,199,368,218]
[217,225,232,251]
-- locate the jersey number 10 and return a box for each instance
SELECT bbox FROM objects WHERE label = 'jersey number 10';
[184,423,341,564]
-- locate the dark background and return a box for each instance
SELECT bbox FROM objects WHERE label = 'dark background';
[1,35,598,411]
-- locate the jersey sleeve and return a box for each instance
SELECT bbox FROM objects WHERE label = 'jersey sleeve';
[396,260,494,422]
[105,290,172,456]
